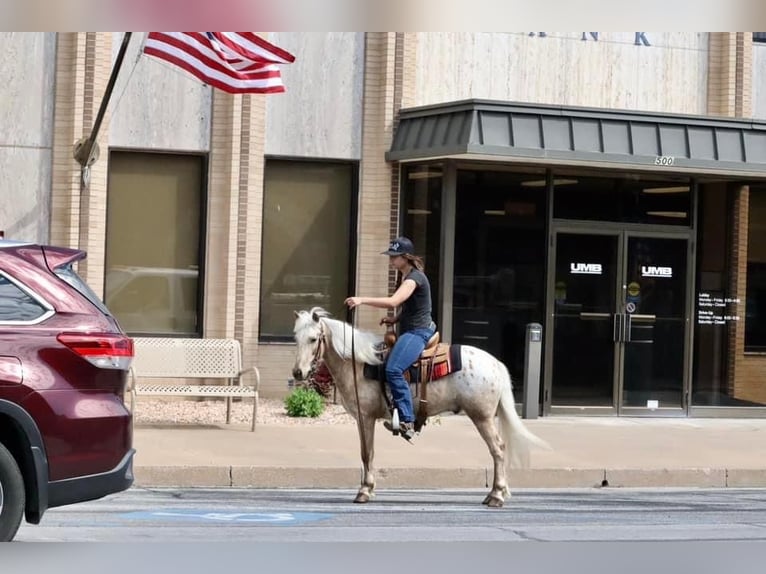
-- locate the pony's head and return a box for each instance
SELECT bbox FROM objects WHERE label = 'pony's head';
[292,307,331,381]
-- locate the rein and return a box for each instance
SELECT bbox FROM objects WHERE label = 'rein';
[345,309,369,466]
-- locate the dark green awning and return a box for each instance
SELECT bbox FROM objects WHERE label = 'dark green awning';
[387,99,766,179]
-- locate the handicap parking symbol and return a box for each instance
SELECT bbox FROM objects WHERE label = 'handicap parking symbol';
[122,509,333,524]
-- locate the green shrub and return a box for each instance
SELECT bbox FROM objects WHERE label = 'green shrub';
[284,386,325,418]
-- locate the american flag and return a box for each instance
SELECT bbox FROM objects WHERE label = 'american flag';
[143,32,295,94]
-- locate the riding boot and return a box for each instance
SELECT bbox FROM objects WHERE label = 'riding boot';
[383,420,415,441]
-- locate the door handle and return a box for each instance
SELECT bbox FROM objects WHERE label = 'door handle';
[630,314,656,323]
[613,313,620,342]
[581,312,611,320]
[624,313,632,343]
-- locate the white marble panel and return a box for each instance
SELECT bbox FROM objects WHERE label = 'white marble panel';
[0,147,51,243]
[416,32,709,115]
[109,33,212,151]
[753,44,766,119]
[0,32,56,148]
[266,33,364,159]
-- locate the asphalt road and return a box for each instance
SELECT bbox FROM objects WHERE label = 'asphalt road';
[14,486,766,543]
[12,487,766,574]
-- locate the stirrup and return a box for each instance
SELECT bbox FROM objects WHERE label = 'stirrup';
[384,409,415,441]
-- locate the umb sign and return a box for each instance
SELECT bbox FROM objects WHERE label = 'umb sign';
[571,263,603,275]
[642,266,673,278]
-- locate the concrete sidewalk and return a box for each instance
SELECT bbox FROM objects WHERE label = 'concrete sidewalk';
[132,415,766,489]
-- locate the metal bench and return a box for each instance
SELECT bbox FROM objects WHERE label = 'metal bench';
[128,337,260,431]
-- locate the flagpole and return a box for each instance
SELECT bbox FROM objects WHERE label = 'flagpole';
[73,32,134,170]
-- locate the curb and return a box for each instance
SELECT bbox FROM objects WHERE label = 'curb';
[133,466,766,489]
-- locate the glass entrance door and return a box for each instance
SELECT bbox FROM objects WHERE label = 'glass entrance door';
[621,235,688,411]
[549,232,619,407]
[547,229,690,414]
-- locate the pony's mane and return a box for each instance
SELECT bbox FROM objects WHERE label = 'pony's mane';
[322,317,384,365]
[294,307,383,365]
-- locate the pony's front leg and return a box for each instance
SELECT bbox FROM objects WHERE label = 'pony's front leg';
[353,414,377,503]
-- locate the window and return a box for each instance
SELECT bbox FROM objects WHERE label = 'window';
[260,159,356,340]
[402,165,442,325]
[553,173,692,226]
[452,168,547,388]
[105,152,205,336]
[0,274,50,323]
[746,186,766,352]
[754,33,766,43]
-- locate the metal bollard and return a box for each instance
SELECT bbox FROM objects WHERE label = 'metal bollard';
[522,323,543,419]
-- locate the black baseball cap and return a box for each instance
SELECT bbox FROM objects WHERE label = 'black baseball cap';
[381,236,414,256]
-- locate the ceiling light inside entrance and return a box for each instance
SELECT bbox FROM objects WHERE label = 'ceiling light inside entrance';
[408,169,443,180]
[642,186,689,194]
[521,178,578,187]
[647,211,687,218]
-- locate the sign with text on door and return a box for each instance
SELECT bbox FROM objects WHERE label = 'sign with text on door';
[697,292,740,326]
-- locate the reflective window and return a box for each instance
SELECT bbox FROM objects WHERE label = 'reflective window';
[746,186,766,352]
[402,165,442,325]
[260,159,356,340]
[0,275,48,322]
[553,174,691,226]
[105,152,204,336]
[452,168,547,389]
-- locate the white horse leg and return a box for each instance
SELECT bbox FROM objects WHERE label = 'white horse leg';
[470,415,508,508]
[354,414,377,503]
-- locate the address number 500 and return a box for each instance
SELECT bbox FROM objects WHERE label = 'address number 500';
[655,156,675,166]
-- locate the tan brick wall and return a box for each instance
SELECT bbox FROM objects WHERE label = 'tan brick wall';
[76,32,112,295]
[50,33,85,250]
[354,32,399,332]
[254,344,296,397]
[708,32,753,119]
[205,89,242,338]
[49,32,113,296]
[729,185,766,404]
[708,32,738,117]
[233,94,266,375]
[710,34,766,403]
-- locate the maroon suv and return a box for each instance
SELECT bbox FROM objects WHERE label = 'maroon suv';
[0,240,134,541]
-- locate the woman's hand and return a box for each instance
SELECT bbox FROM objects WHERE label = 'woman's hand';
[345,296,364,309]
[379,316,397,326]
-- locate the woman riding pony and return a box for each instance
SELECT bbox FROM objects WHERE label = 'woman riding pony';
[344,236,435,441]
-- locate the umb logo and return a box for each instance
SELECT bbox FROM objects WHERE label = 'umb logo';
[570,263,602,275]
[642,265,673,278]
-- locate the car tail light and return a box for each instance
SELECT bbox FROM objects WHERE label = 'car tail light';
[57,333,134,370]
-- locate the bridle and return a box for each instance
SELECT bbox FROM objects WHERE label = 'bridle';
[306,323,326,380]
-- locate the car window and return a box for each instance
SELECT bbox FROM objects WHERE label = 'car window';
[0,274,49,322]
[54,264,112,316]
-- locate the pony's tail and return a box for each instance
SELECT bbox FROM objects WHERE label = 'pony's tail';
[497,367,552,471]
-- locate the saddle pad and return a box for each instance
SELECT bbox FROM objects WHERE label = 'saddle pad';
[364,344,463,385]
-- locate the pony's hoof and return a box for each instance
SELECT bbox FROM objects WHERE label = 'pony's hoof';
[486,496,504,508]
[481,494,491,505]
[354,492,371,504]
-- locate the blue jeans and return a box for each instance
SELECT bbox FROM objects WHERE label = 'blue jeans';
[385,324,435,423]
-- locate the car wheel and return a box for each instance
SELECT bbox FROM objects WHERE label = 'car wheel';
[0,443,25,542]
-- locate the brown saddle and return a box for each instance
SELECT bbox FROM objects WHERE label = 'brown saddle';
[383,328,442,371]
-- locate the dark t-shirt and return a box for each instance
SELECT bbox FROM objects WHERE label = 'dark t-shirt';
[399,269,433,333]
